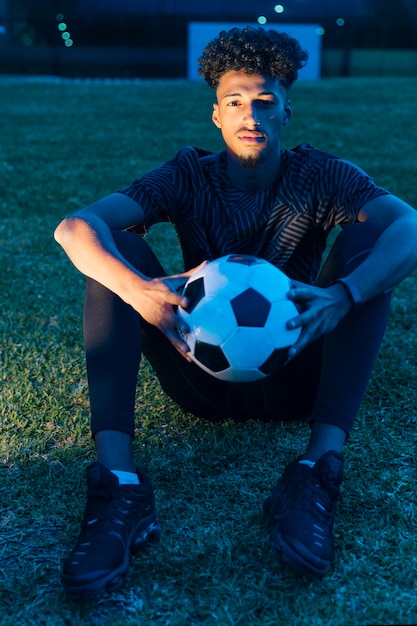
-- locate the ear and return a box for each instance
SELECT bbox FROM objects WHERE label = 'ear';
[212,103,222,129]
[283,99,292,126]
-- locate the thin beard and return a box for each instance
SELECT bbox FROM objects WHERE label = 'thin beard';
[238,154,262,169]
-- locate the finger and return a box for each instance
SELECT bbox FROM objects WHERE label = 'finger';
[288,340,301,360]
[168,261,209,300]
[286,314,303,330]
[175,311,190,334]
[287,286,314,302]
[163,286,190,309]
[183,260,209,277]
[286,308,314,330]
[167,278,192,307]
[175,339,193,361]
[170,261,208,283]
[164,325,193,361]
[286,311,319,357]
[287,329,312,359]
[170,276,188,292]
[160,309,192,350]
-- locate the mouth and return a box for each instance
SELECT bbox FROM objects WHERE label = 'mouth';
[237,130,266,144]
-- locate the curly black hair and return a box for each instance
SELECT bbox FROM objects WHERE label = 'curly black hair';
[198,26,308,90]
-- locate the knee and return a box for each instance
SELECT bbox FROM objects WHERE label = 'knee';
[319,221,386,285]
[111,230,165,276]
[111,230,149,265]
[334,221,385,258]
[333,221,386,274]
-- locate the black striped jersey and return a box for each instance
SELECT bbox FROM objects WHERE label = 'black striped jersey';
[120,143,389,284]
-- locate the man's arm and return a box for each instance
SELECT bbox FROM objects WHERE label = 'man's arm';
[54,193,148,304]
[54,192,197,358]
[287,193,417,357]
[350,193,417,300]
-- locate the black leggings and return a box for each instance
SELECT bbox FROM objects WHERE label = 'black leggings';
[84,222,391,438]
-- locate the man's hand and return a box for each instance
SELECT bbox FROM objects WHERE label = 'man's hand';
[285,281,353,358]
[127,262,208,360]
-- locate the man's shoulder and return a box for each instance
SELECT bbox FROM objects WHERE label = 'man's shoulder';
[170,146,219,167]
[166,146,224,188]
[288,142,368,178]
[289,143,343,163]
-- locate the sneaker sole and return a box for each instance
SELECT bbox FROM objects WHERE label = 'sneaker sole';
[271,530,331,579]
[63,559,129,601]
[63,517,161,601]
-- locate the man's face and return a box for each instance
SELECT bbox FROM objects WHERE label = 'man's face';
[212,70,292,168]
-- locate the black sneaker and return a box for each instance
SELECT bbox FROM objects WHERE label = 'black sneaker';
[263,450,343,578]
[62,462,161,600]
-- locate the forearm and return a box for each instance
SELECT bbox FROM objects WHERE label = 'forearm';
[54,214,197,357]
[346,217,417,302]
[54,215,146,304]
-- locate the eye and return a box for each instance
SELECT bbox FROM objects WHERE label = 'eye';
[227,100,241,107]
[258,99,276,108]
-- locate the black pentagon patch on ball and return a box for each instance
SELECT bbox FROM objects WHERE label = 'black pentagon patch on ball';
[194,341,230,372]
[259,348,289,375]
[231,288,271,327]
[183,277,205,313]
[226,254,263,266]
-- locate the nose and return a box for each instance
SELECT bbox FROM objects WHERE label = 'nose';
[245,103,260,126]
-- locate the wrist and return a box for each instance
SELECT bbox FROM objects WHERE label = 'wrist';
[334,277,363,310]
[119,267,147,306]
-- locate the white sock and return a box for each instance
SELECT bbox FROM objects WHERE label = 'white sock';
[298,459,316,468]
[111,470,140,485]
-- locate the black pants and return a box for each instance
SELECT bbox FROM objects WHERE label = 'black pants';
[84,222,391,438]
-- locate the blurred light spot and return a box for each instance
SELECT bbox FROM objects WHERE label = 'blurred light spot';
[274,5,284,13]
[257,16,267,24]
[336,18,345,26]
[58,23,67,31]
[61,31,70,40]
[316,27,325,36]
[65,39,73,47]
[56,13,64,21]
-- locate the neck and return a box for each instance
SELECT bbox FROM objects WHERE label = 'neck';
[226,150,282,192]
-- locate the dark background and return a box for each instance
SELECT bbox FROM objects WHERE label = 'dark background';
[1,0,416,77]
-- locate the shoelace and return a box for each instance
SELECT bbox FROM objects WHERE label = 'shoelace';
[283,470,339,524]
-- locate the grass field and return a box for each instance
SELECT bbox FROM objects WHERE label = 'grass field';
[1,75,417,626]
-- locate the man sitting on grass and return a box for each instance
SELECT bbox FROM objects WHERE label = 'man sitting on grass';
[54,26,417,599]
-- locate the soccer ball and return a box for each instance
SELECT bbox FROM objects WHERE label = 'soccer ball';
[177,254,301,382]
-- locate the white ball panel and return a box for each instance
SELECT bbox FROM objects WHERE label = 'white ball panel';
[222,327,274,368]
[264,300,302,347]
[184,296,237,346]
